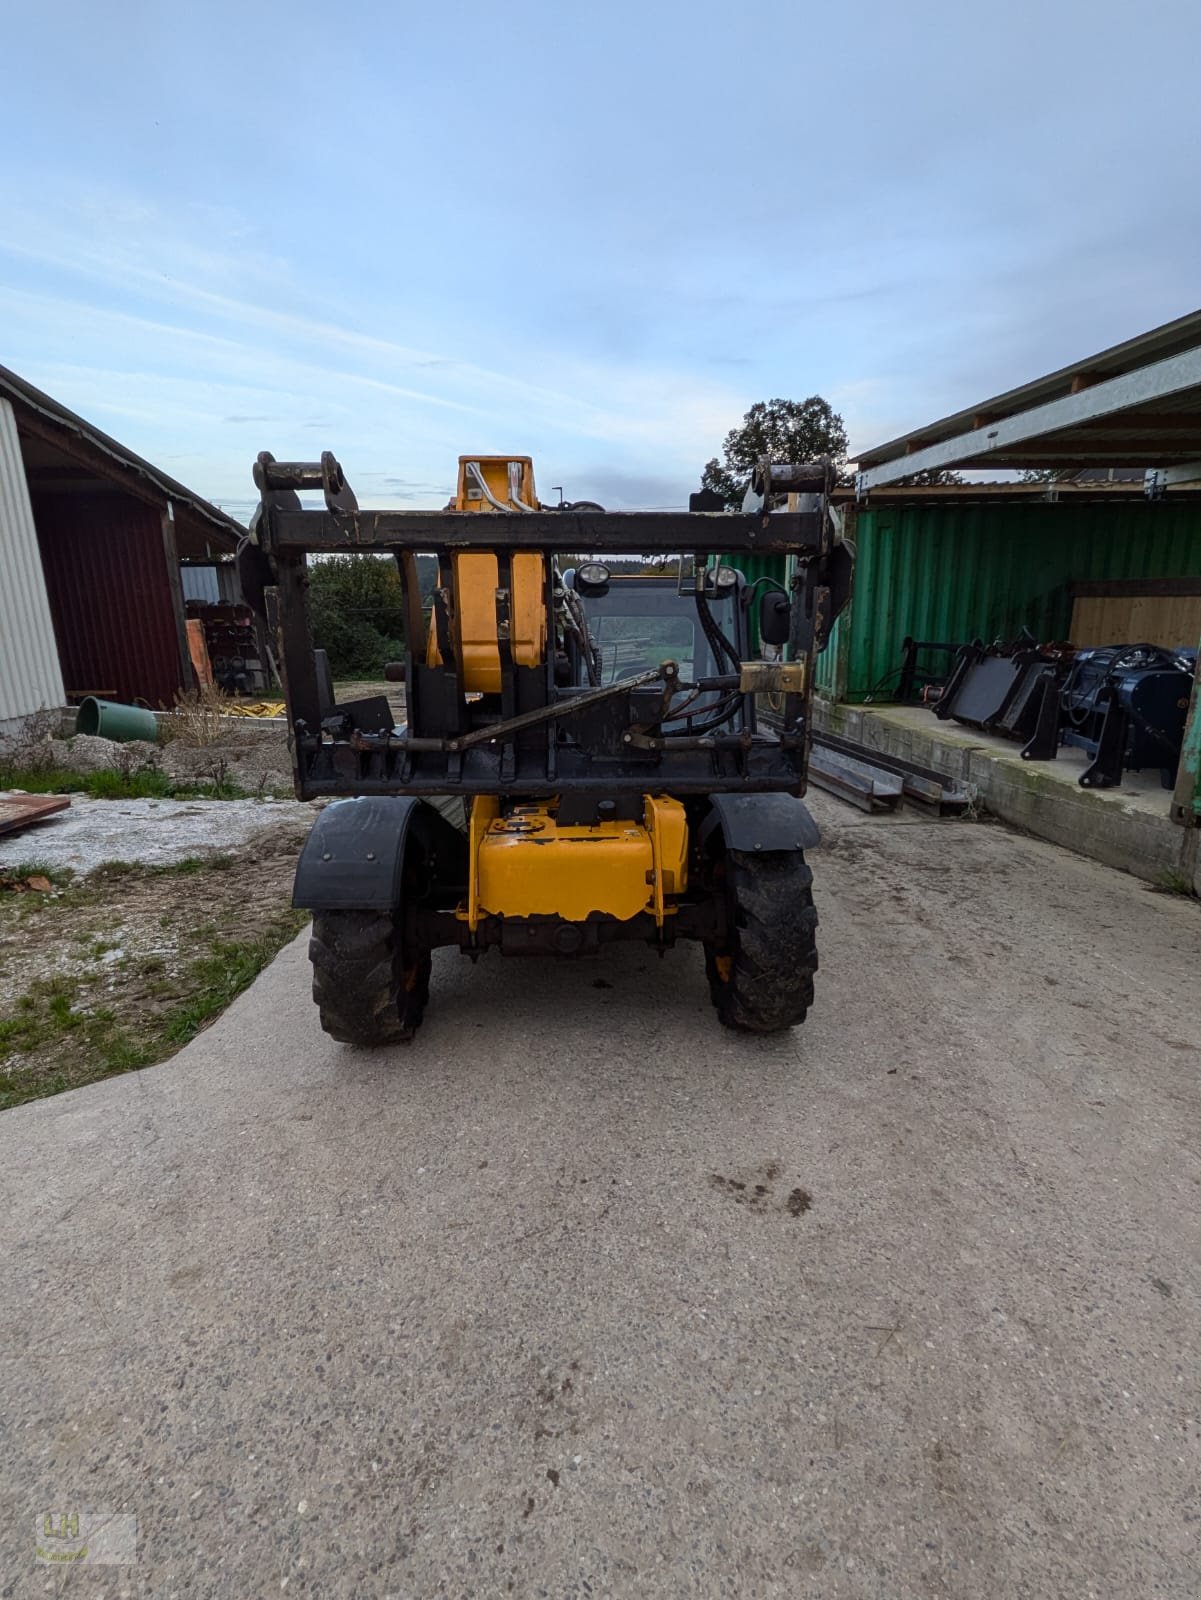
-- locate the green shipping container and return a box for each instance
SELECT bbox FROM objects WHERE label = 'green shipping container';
[721,552,787,649]
[816,500,1201,702]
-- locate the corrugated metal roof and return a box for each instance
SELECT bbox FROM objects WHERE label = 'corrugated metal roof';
[831,477,1185,507]
[0,398,66,723]
[857,309,1201,469]
[0,364,245,547]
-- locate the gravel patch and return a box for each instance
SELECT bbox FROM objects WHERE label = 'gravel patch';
[157,740,295,793]
[0,794,314,877]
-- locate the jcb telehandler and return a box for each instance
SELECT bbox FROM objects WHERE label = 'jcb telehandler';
[240,452,852,1043]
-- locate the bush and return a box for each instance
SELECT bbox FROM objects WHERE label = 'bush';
[160,684,232,748]
[308,555,406,677]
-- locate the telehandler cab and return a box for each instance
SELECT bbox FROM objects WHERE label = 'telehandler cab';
[240,452,852,1043]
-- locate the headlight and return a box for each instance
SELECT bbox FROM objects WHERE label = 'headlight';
[702,564,737,592]
[575,561,611,595]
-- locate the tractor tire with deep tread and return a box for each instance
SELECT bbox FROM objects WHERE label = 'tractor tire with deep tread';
[309,910,428,1046]
[704,849,818,1033]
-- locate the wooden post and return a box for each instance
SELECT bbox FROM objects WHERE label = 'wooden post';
[161,504,195,692]
[1171,633,1201,827]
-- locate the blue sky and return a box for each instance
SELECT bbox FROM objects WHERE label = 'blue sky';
[2,0,1198,520]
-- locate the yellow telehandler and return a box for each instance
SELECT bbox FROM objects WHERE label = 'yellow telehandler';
[239,450,852,1041]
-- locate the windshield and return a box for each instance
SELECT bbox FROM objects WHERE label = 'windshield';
[590,611,712,684]
[576,579,741,705]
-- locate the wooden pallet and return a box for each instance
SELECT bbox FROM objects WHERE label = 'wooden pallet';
[0,794,71,837]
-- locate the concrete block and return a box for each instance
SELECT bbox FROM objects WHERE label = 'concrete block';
[813,698,1192,885]
[965,748,1184,883]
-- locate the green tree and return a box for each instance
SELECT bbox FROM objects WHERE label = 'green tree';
[893,468,967,487]
[700,396,850,509]
[307,554,406,678]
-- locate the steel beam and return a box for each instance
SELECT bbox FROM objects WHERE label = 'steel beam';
[265,508,825,556]
[857,346,1201,491]
[1145,461,1201,493]
[808,748,903,812]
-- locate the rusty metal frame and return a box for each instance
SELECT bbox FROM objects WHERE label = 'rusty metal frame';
[251,453,847,801]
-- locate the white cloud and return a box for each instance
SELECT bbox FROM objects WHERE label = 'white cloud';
[0,189,749,510]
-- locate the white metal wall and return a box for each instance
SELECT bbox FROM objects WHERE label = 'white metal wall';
[0,397,65,723]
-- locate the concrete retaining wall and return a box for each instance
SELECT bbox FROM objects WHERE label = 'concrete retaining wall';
[816,698,1199,891]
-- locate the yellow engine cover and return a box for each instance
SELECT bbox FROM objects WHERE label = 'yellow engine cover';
[466,796,688,927]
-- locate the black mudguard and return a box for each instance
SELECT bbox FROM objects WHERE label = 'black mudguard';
[701,792,820,854]
[293,796,426,912]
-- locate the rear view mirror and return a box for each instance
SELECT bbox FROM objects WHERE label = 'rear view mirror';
[758,588,791,647]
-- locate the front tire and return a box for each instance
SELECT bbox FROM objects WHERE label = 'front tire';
[704,849,818,1033]
[309,910,429,1046]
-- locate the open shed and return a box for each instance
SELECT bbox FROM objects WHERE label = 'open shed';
[816,312,1201,883]
[818,482,1201,703]
[822,312,1201,705]
[0,368,245,720]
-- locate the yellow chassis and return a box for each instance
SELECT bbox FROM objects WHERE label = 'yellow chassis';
[460,795,689,932]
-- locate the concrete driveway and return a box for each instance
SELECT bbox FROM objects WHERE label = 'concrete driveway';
[2,797,1199,1598]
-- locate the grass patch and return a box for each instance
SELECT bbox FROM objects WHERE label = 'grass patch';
[0,896,306,1111]
[0,764,253,801]
[90,860,139,881]
[1152,867,1198,898]
[163,927,306,1047]
[0,765,168,799]
[0,976,89,1056]
[87,767,174,800]
[0,857,75,889]
[0,846,309,1112]
[187,776,248,801]
[149,853,235,876]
